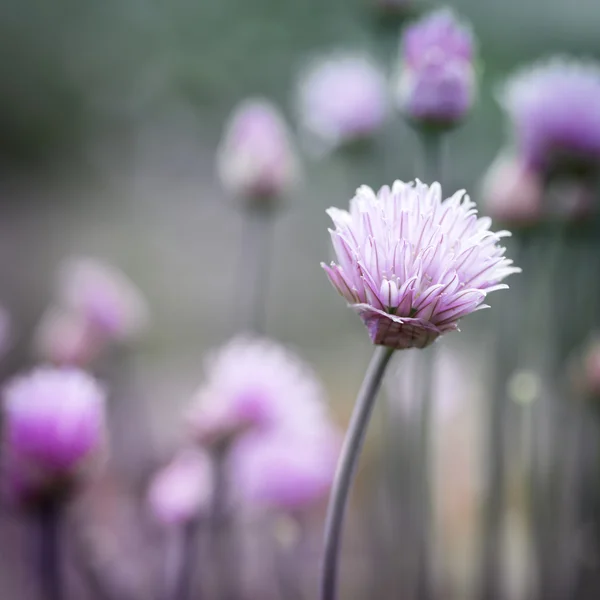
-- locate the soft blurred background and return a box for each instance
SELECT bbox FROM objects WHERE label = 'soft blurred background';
[1,0,600,599]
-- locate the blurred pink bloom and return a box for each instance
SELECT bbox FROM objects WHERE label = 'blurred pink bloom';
[58,257,148,343]
[34,308,101,366]
[217,99,299,206]
[395,9,476,128]
[2,367,106,503]
[500,58,600,176]
[231,424,340,511]
[322,180,520,349]
[297,53,388,151]
[188,337,327,448]
[482,153,544,225]
[147,449,213,526]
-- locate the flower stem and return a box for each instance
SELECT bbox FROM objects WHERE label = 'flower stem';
[239,207,274,335]
[319,345,395,600]
[36,499,63,600]
[166,522,201,600]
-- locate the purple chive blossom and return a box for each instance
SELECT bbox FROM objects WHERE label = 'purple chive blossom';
[58,257,149,343]
[500,58,600,176]
[395,9,476,128]
[231,423,340,511]
[147,449,213,526]
[217,99,299,206]
[188,337,327,448]
[2,367,106,502]
[322,180,520,350]
[297,53,388,151]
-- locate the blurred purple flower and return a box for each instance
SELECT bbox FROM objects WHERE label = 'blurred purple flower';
[297,53,388,151]
[58,257,149,343]
[147,449,213,526]
[2,367,106,504]
[217,99,299,207]
[232,424,340,511]
[188,337,327,448]
[500,58,600,176]
[322,180,520,349]
[482,152,544,226]
[394,9,476,129]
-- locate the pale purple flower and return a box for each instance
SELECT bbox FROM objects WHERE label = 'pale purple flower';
[147,449,213,526]
[187,337,327,447]
[217,99,299,206]
[500,58,600,175]
[2,367,106,502]
[58,257,148,343]
[231,423,340,511]
[297,53,388,151]
[395,9,476,128]
[322,180,520,350]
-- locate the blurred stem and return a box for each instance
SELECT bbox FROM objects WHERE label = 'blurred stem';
[319,346,395,600]
[209,444,238,600]
[420,131,444,184]
[239,206,275,335]
[36,499,63,600]
[166,521,201,600]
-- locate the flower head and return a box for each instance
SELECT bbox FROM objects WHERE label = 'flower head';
[394,9,476,129]
[147,449,213,526]
[217,99,299,208]
[322,180,520,349]
[188,337,327,448]
[2,367,106,504]
[58,257,148,343]
[231,423,340,511]
[297,53,388,151]
[500,58,600,176]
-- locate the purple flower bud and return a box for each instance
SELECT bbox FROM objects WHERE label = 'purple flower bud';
[231,424,340,511]
[2,367,106,504]
[297,53,388,152]
[395,9,476,129]
[322,180,520,349]
[500,58,600,177]
[147,449,213,526]
[187,337,327,448]
[217,99,299,208]
[58,257,149,343]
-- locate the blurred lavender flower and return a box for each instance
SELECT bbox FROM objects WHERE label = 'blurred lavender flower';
[232,424,340,511]
[482,152,543,226]
[58,256,148,343]
[187,337,327,448]
[217,99,299,208]
[500,58,600,177]
[322,180,520,349]
[296,53,388,152]
[394,9,476,129]
[147,449,213,526]
[2,367,106,505]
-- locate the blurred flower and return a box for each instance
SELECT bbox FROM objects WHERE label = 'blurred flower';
[34,308,100,366]
[58,257,148,343]
[322,180,520,349]
[187,337,327,448]
[500,58,600,177]
[2,367,106,505]
[147,449,213,526]
[217,99,299,208]
[231,423,340,511]
[296,53,388,152]
[482,152,543,226]
[394,9,476,129]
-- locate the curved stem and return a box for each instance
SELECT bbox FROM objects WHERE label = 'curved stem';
[319,346,395,600]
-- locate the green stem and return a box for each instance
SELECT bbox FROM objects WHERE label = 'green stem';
[319,346,395,600]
